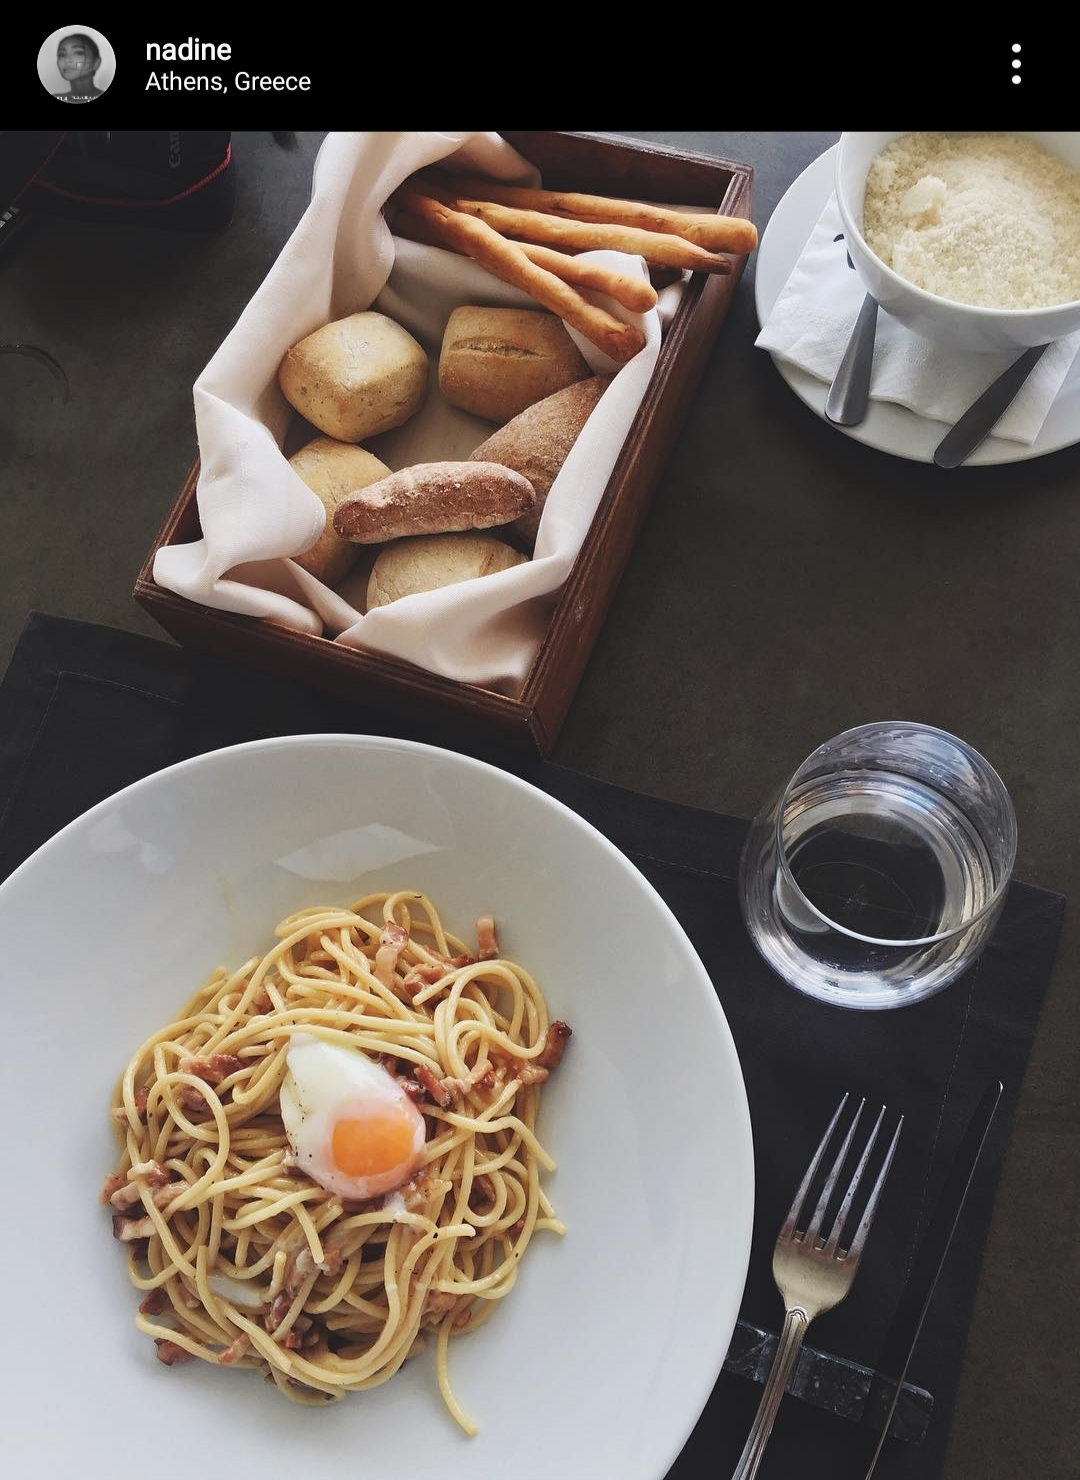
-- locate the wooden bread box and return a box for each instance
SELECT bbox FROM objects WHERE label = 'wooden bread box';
[134,131,754,756]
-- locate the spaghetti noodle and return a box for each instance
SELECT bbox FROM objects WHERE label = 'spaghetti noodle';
[101,890,570,1433]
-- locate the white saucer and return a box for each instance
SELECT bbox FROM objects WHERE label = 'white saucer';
[754,145,1080,466]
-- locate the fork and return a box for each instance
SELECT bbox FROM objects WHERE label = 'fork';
[731,1093,903,1480]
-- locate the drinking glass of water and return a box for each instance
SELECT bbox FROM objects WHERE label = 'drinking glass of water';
[738,721,1017,1009]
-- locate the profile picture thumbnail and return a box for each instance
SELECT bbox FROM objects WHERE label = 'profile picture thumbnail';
[39,25,115,102]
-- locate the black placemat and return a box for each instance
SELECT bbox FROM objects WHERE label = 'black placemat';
[0,612,1066,1479]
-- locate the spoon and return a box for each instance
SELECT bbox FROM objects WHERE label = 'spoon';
[933,344,1049,468]
[825,292,879,426]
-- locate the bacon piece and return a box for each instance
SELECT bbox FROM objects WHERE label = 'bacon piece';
[279,1320,324,1353]
[436,1061,496,1104]
[409,962,447,985]
[435,1074,472,1104]
[139,1288,168,1316]
[271,1305,315,1349]
[373,921,409,989]
[218,1333,251,1365]
[400,961,448,997]
[108,1161,182,1213]
[129,1159,174,1188]
[293,1245,343,1280]
[109,1084,150,1126]
[178,1053,242,1085]
[109,1181,144,1213]
[112,1213,155,1242]
[151,1182,186,1211]
[537,1020,572,1071]
[176,1084,213,1119]
[489,1023,572,1087]
[281,1321,311,1351]
[415,1063,453,1109]
[516,1063,550,1085]
[100,1171,127,1204]
[489,1048,548,1086]
[154,1339,192,1366]
[320,1246,344,1278]
[476,916,498,959]
[292,1248,318,1281]
[399,1169,453,1213]
[265,1292,295,1333]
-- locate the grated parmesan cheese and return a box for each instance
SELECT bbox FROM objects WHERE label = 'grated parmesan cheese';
[861,132,1080,309]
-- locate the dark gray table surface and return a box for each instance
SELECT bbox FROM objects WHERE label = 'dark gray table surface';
[2,131,1077,1480]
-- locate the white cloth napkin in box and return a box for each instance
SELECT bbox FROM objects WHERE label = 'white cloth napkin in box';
[756,193,1080,443]
[152,130,681,697]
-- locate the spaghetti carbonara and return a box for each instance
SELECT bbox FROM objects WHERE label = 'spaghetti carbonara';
[101,890,570,1433]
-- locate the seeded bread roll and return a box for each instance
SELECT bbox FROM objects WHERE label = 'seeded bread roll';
[277,311,429,442]
[471,374,611,545]
[333,461,536,545]
[367,532,528,608]
[438,305,590,423]
[288,438,392,585]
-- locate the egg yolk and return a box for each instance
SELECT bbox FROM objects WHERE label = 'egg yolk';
[331,1110,419,1180]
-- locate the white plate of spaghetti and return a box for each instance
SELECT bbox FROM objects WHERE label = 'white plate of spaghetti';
[0,735,753,1480]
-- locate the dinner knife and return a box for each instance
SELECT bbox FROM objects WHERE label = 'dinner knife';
[856,1077,1004,1477]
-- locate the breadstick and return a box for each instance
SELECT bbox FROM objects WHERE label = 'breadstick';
[423,171,759,255]
[395,190,646,364]
[515,240,659,312]
[436,195,733,274]
[392,210,658,314]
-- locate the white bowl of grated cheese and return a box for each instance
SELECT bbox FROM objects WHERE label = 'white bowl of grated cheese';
[835,131,1080,352]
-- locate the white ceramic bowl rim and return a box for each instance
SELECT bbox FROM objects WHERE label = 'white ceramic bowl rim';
[835,131,1080,319]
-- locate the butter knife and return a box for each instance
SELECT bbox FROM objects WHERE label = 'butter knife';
[856,1078,1004,1477]
[933,346,1048,468]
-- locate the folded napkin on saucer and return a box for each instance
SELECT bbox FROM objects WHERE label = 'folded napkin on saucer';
[756,193,1080,443]
[152,130,678,697]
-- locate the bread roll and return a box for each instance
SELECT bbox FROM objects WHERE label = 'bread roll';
[288,438,392,585]
[471,374,611,545]
[278,311,428,442]
[333,461,536,545]
[367,532,527,608]
[438,306,590,423]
